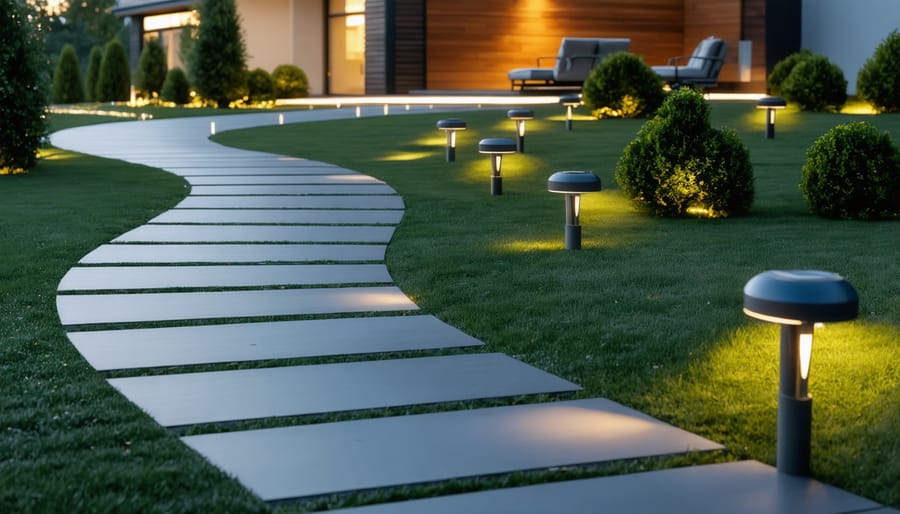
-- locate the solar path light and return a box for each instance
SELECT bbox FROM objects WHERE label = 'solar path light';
[756,96,787,139]
[547,171,602,250]
[743,270,858,476]
[478,138,517,196]
[436,118,467,162]
[559,93,582,131]
[507,108,534,153]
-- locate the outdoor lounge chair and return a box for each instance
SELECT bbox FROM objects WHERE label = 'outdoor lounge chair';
[508,37,631,91]
[652,36,727,90]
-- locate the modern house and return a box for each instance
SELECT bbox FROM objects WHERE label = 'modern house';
[113,0,896,96]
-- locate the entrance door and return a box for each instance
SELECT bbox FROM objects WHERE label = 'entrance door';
[328,0,365,94]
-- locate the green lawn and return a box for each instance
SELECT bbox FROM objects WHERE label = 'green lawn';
[0,103,896,512]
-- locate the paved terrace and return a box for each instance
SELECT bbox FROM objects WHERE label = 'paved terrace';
[50,98,893,513]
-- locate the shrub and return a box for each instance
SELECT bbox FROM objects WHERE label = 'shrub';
[135,38,167,98]
[582,52,665,119]
[781,55,847,112]
[0,0,48,173]
[767,49,813,96]
[96,38,131,102]
[191,0,247,107]
[52,44,84,104]
[272,64,309,98]
[801,122,900,220]
[84,45,103,101]
[857,30,900,113]
[160,67,191,105]
[615,88,754,218]
[247,68,275,103]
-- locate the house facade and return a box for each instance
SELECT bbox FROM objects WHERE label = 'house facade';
[114,0,893,96]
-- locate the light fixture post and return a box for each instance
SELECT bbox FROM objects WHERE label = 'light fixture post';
[559,94,581,131]
[479,138,517,196]
[548,171,601,250]
[756,96,787,139]
[436,119,467,162]
[507,108,534,153]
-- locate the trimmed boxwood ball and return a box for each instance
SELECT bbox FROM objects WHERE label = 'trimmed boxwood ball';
[781,55,847,112]
[616,88,754,218]
[582,52,665,119]
[767,49,813,96]
[272,64,309,98]
[857,30,900,113]
[247,68,275,103]
[801,121,900,220]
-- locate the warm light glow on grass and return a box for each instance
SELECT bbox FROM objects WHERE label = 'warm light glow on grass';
[377,151,435,162]
[841,98,878,115]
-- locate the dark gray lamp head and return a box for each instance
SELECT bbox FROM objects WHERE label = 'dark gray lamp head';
[743,270,858,325]
[436,118,467,130]
[507,108,535,120]
[478,138,517,154]
[559,93,582,106]
[548,171,601,193]
[756,96,787,109]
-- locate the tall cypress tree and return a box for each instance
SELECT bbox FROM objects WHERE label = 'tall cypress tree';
[136,38,167,98]
[52,43,85,103]
[85,45,103,101]
[96,38,130,102]
[191,0,247,108]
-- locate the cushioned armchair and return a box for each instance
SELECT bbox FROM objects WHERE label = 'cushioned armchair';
[652,36,728,90]
[508,38,631,91]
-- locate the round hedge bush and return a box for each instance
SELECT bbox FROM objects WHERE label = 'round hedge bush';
[857,30,900,113]
[781,55,847,112]
[615,88,754,218]
[767,49,813,96]
[272,64,309,98]
[582,52,665,119]
[247,68,275,103]
[160,67,191,105]
[801,121,900,220]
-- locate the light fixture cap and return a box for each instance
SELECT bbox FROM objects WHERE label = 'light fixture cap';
[743,270,858,324]
[507,108,535,120]
[756,96,787,109]
[478,138,517,154]
[437,118,467,130]
[548,171,602,193]
[559,93,582,106]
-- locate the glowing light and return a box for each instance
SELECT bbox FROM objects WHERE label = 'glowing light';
[799,332,813,379]
[143,11,198,32]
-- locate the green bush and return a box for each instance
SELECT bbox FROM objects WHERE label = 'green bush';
[857,30,900,113]
[272,64,309,98]
[52,43,84,104]
[616,88,754,218]
[160,67,191,105]
[84,45,103,102]
[781,55,847,112]
[96,38,131,102]
[247,68,275,103]
[135,38,167,98]
[191,0,247,107]
[582,52,665,119]
[0,0,48,173]
[767,49,813,96]
[801,122,900,220]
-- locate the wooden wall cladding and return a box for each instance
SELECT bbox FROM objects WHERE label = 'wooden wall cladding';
[425,0,686,91]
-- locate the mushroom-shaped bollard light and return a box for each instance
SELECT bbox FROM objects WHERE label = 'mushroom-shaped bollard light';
[559,93,582,131]
[548,171,602,249]
[478,138,517,195]
[743,270,858,476]
[756,96,787,139]
[436,118,467,162]
[507,108,535,153]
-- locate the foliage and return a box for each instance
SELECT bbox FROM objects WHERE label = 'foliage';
[857,30,900,113]
[582,52,665,119]
[272,64,309,98]
[801,121,900,220]
[96,38,131,102]
[84,45,103,102]
[0,0,49,173]
[34,0,124,75]
[135,38,167,98]
[191,0,248,108]
[160,67,191,105]
[767,49,813,96]
[615,88,753,217]
[781,55,847,112]
[247,68,275,103]
[52,43,84,104]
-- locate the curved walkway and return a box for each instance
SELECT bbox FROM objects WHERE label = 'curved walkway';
[51,107,885,513]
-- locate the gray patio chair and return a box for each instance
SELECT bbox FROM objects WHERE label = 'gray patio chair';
[508,37,631,91]
[652,36,728,90]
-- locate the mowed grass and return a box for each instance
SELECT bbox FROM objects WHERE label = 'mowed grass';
[215,102,899,507]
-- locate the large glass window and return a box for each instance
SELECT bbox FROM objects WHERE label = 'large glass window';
[328,0,365,94]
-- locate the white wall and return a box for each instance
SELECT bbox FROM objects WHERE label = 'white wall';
[802,0,900,94]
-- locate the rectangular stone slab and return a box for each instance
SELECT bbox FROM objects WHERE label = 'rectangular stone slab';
[79,244,387,264]
[112,225,395,243]
[67,315,483,370]
[172,166,354,174]
[149,209,403,225]
[176,196,404,209]
[58,264,392,291]
[189,185,396,195]
[181,397,724,501]
[185,175,383,185]
[57,286,418,325]
[328,460,882,514]
[108,353,580,426]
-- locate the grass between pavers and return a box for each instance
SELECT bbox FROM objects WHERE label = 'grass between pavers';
[214,103,899,508]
